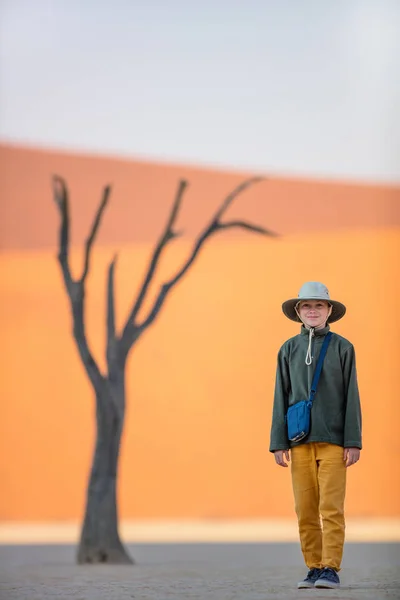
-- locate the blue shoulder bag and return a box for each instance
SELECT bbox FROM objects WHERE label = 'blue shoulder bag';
[285,332,332,443]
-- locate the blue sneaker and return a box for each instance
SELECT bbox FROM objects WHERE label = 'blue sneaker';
[315,567,340,588]
[297,568,323,589]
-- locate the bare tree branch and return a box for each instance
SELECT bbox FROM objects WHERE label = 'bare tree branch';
[70,284,104,389]
[54,173,275,373]
[212,176,264,222]
[216,220,278,237]
[120,179,187,346]
[52,175,105,389]
[106,254,118,364]
[138,177,276,330]
[82,186,111,283]
[52,175,73,287]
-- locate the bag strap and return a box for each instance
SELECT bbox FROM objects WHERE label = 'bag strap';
[308,331,332,405]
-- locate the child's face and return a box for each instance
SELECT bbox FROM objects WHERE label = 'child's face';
[298,300,331,328]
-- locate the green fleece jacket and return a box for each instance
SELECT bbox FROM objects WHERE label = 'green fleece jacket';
[269,325,362,452]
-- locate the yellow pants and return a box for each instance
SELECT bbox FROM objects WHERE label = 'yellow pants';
[290,442,347,572]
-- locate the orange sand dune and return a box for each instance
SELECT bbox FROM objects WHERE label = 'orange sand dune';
[1,226,399,520]
[0,143,399,251]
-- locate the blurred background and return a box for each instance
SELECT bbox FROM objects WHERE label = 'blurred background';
[0,0,399,542]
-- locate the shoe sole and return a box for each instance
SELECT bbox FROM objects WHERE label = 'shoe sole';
[297,582,315,589]
[315,582,340,589]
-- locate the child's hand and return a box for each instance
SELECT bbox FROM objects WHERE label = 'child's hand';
[344,447,360,467]
[274,450,290,467]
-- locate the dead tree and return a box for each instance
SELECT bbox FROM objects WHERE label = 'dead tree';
[52,176,276,564]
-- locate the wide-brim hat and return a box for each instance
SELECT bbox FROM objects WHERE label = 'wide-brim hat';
[282,281,346,324]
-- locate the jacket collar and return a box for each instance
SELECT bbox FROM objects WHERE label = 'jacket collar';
[300,324,331,337]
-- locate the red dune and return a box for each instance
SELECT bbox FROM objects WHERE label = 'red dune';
[0,143,399,251]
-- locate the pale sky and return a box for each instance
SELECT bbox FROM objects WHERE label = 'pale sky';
[1,0,399,183]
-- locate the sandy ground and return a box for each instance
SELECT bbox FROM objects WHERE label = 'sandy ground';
[2,519,400,544]
[0,542,399,600]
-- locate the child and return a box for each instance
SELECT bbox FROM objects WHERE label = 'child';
[269,281,362,589]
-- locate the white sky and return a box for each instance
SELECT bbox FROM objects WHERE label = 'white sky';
[1,0,399,183]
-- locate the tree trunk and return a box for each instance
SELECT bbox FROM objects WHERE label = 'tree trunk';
[77,377,133,564]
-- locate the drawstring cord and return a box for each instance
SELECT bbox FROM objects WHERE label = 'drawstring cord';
[305,327,314,366]
[295,301,333,366]
[295,303,315,364]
